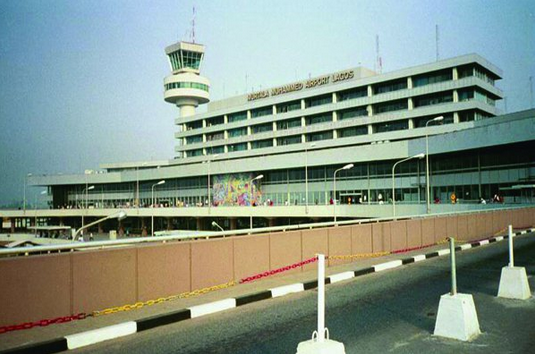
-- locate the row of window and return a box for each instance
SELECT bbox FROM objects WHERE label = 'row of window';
[168,50,202,71]
[165,81,209,92]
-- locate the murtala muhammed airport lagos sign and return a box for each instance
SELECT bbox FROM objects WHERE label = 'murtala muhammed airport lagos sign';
[247,69,355,101]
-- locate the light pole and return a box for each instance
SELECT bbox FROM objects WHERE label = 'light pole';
[249,174,264,230]
[34,190,47,236]
[207,154,219,211]
[81,185,95,235]
[305,143,316,214]
[211,221,225,232]
[72,211,127,241]
[425,116,443,213]
[23,173,32,213]
[333,163,354,224]
[392,153,425,217]
[151,180,165,236]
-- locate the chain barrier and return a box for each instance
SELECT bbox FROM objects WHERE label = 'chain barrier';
[92,280,236,317]
[327,251,389,260]
[239,257,318,284]
[0,313,87,335]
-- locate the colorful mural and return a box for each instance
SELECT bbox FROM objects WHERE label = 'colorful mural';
[212,174,263,206]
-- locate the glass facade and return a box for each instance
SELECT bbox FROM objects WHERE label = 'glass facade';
[165,81,209,92]
[338,107,367,120]
[373,78,407,95]
[276,100,301,113]
[168,50,203,71]
[337,87,367,101]
[277,118,302,130]
[413,69,452,87]
[228,111,247,123]
[252,122,273,134]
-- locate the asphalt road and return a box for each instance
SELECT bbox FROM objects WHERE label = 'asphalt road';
[74,236,535,354]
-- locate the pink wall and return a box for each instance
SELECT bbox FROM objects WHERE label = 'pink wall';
[1,207,533,326]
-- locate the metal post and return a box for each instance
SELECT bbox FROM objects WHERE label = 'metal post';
[450,237,457,295]
[317,254,325,343]
[426,131,430,213]
[305,147,309,214]
[508,224,514,267]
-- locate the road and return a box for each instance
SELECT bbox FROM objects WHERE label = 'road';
[74,236,535,354]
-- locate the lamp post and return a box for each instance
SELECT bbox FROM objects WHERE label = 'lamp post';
[425,116,444,213]
[392,153,425,217]
[34,190,47,236]
[211,221,224,232]
[333,163,354,224]
[23,173,32,213]
[81,185,95,235]
[249,174,264,230]
[207,154,219,211]
[72,210,127,241]
[305,143,316,214]
[151,180,165,236]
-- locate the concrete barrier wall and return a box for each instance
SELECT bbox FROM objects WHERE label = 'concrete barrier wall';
[1,208,533,326]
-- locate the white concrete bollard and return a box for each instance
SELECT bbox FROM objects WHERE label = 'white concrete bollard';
[296,254,345,354]
[434,237,481,341]
[497,225,531,300]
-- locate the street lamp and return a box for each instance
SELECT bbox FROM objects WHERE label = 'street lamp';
[151,180,165,236]
[392,153,425,217]
[34,190,47,236]
[305,143,316,214]
[249,174,264,229]
[23,173,32,213]
[426,116,444,214]
[333,163,354,223]
[207,154,219,211]
[211,221,225,232]
[72,210,127,241]
[81,185,95,235]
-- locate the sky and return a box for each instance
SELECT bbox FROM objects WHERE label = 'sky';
[0,0,534,207]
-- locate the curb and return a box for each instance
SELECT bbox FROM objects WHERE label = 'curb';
[2,228,533,353]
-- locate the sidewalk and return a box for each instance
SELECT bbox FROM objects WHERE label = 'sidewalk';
[1,228,532,353]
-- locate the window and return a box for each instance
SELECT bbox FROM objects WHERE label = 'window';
[206,116,224,126]
[414,113,454,128]
[373,79,407,95]
[458,65,473,79]
[337,87,367,101]
[458,88,474,101]
[306,113,332,126]
[413,92,453,108]
[188,149,204,157]
[277,135,302,146]
[338,107,367,120]
[228,111,247,123]
[374,99,408,114]
[228,143,247,152]
[228,127,247,138]
[251,106,272,118]
[186,135,203,144]
[185,120,203,130]
[305,94,332,108]
[276,100,301,113]
[306,131,333,142]
[338,126,367,138]
[206,132,224,141]
[373,120,409,133]
[164,81,209,92]
[207,146,224,155]
[412,69,452,88]
[277,118,302,130]
[252,123,272,134]
[251,139,273,149]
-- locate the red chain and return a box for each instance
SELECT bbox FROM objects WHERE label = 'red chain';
[239,256,318,284]
[0,313,87,335]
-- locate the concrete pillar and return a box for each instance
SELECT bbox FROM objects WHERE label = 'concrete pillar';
[224,114,228,124]
[454,112,460,124]
[333,111,337,122]
[368,124,373,135]
[272,105,277,115]
[247,110,252,120]
[167,217,172,230]
[332,92,337,103]
[408,98,414,110]
[408,119,415,129]
[196,217,203,231]
[453,67,458,80]
[301,99,306,109]
[367,85,373,97]
[230,218,237,230]
[407,76,413,89]
[453,90,459,102]
[367,105,373,116]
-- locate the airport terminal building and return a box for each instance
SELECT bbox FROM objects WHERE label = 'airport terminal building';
[24,40,535,231]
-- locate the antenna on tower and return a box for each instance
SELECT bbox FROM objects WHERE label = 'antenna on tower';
[191,6,196,43]
[435,24,439,61]
[375,35,382,74]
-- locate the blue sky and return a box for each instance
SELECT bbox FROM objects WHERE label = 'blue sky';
[0,0,534,206]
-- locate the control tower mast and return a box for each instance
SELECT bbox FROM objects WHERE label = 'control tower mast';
[163,41,210,118]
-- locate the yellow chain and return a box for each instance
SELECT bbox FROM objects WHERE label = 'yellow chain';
[92,280,236,317]
[327,251,390,260]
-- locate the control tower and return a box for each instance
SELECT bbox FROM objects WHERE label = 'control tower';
[163,41,210,118]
